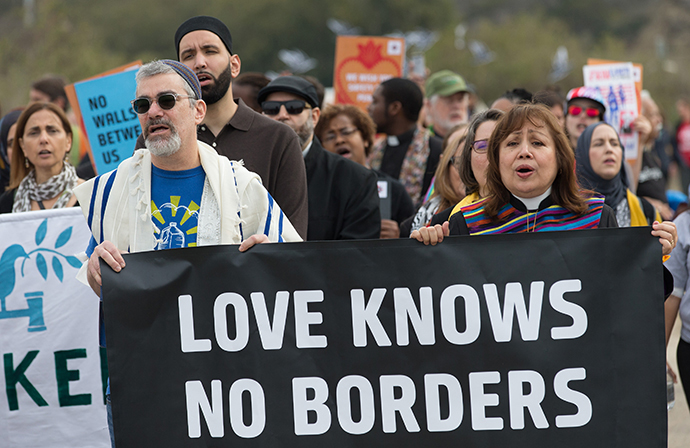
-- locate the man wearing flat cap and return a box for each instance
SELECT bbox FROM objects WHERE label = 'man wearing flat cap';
[424,70,471,139]
[259,76,381,241]
[136,15,309,239]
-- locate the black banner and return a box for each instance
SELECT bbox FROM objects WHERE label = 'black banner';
[102,228,667,447]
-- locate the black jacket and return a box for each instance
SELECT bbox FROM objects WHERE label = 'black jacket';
[304,138,380,241]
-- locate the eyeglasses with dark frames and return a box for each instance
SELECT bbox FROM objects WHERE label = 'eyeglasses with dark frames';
[131,93,195,114]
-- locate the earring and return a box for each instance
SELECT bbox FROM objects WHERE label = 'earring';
[24,158,29,168]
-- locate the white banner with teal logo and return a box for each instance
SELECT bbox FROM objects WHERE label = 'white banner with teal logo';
[0,208,109,447]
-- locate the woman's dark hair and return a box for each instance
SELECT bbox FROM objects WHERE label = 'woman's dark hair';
[458,109,504,196]
[9,102,72,189]
[314,104,377,156]
[483,103,589,218]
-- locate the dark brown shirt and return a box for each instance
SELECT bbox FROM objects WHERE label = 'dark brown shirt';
[137,99,308,238]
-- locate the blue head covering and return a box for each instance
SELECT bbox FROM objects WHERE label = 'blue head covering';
[160,59,202,100]
[575,122,627,209]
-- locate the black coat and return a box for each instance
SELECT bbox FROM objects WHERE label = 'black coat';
[304,138,380,241]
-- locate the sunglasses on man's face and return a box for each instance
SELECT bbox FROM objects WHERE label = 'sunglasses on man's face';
[131,93,194,114]
[568,105,600,118]
[261,100,310,116]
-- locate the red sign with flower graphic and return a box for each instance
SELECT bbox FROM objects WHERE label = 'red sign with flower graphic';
[333,36,405,111]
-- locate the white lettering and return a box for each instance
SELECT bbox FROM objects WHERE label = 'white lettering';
[336,375,376,435]
[554,368,592,428]
[380,375,420,433]
[469,371,503,430]
[229,379,266,438]
[178,295,212,353]
[214,292,250,352]
[292,377,332,435]
[484,282,544,342]
[508,370,549,430]
[185,380,223,438]
[550,280,588,340]
[424,373,463,432]
[394,287,435,346]
[351,288,392,347]
[294,291,327,348]
[440,284,481,345]
[250,291,290,350]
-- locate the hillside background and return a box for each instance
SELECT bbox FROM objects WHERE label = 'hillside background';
[1,0,689,121]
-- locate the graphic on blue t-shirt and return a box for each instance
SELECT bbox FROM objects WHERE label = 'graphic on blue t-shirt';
[150,165,205,250]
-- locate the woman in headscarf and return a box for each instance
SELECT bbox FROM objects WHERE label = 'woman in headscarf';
[0,102,83,213]
[575,121,660,227]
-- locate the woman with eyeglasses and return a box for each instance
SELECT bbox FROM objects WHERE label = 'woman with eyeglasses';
[314,104,415,239]
[0,102,83,213]
[411,104,676,262]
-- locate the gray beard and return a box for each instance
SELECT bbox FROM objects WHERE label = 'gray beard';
[146,131,182,157]
[295,115,314,148]
[145,119,182,157]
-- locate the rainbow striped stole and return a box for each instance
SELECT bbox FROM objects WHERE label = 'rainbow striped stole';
[461,195,605,235]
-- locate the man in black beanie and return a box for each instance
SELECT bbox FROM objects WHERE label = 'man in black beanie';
[136,16,308,239]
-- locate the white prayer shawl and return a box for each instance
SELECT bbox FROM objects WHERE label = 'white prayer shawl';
[74,141,301,282]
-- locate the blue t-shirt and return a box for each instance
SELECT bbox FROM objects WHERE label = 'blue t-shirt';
[150,165,205,250]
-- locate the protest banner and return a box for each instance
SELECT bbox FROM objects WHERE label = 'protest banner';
[102,229,666,447]
[65,62,142,176]
[333,36,405,111]
[0,208,109,447]
[583,61,640,162]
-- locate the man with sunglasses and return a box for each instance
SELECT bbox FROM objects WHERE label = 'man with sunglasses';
[564,86,607,149]
[258,76,380,241]
[76,59,302,446]
[135,16,308,240]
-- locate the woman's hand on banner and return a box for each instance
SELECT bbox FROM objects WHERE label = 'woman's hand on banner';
[410,222,449,246]
[652,221,677,256]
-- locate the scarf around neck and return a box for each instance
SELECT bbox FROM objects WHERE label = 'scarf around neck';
[12,162,78,213]
[575,122,627,209]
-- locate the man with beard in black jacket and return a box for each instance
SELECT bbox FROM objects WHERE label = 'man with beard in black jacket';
[258,76,380,241]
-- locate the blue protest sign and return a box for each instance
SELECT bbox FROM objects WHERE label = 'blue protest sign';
[74,69,140,174]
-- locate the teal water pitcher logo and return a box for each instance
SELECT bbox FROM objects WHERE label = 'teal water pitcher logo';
[0,218,82,332]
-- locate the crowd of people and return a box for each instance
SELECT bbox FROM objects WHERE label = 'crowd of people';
[0,14,689,445]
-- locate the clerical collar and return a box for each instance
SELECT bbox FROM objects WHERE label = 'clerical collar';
[514,187,552,211]
[386,127,416,148]
[302,140,313,158]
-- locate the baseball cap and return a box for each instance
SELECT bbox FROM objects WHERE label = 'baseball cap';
[425,70,469,98]
[566,86,606,114]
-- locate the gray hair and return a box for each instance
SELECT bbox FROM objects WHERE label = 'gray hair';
[135,60,197,106]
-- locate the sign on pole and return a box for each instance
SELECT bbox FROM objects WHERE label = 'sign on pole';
[66,62,141,175]
[333,36,405,111]
[583,61,641,162]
